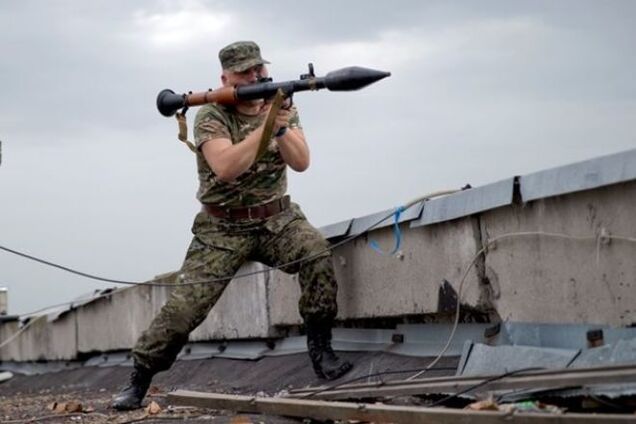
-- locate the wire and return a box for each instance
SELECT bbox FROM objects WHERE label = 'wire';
[406,245,483,380]
[0,191,455,351]
[299,366,457,399]
[3,199,635,365]
[0,315,43,351]
[0,289,127,351]
[0,210,390,288]
[587,393,631,411]
[428,367,545,407]
[3,229,630,355]
[406,230,636,381]
[0,190,456,290]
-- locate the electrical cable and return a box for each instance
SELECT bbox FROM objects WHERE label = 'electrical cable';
[2,199,635,368]
[0,190,458,289]
[2,231,635,355]
[0,315,44,351]
[428,367,545,407]
[406,230,636,381]
[299,366,457,399]
[587,393,630,412]
[0,289,125,352]
[0,191,456,351]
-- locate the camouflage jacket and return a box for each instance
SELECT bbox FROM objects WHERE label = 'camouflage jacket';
[193,103,301,207]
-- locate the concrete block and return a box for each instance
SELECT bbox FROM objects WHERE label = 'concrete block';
[73,261,275,353]
[0,320,21,361]
[149,262,274,341]
[190,262,273,340]
[0,313,76,361]
[268,219,484,325]
[482,181,636,326]
[77,285,154,353]
[267,271,302,326]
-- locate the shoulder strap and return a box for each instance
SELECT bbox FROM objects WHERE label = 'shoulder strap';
[255,89,285,161]
[175,111,197,153]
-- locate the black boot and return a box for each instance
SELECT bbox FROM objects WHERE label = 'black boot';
[112,364,154,411]
[306,321,353,380]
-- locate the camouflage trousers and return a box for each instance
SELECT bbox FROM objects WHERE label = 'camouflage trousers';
[132,202,338,372]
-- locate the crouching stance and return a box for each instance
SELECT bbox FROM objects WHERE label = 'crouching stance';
[113,41,352,411]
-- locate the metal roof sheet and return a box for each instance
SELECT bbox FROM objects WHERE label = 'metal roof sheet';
[520,148,636,202]
[411,178,515,228]
[319,219,352,239]
[349,202,424,235]
[459,344,579,377]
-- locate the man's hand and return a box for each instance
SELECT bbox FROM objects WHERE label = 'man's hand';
[259,99,292,136]
[273,108,293,136]
[256,99,309,172]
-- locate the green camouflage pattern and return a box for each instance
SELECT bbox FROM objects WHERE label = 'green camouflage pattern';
[218,41,270,72]
[132,203,338,372]
[193,103,301,207]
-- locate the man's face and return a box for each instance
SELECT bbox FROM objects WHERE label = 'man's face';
[222,64,268,87]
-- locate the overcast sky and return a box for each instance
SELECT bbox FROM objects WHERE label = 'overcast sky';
[1,0,635,315]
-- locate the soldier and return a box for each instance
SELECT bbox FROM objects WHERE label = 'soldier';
[113,41,352,411]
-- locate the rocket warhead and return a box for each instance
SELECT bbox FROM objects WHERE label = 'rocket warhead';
[323,66,391,91]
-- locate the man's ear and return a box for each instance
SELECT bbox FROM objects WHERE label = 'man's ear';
[221,74,227,85]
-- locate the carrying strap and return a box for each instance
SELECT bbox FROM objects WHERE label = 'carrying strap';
[256,88,286,161]
[175,110,197,153]
[172,89,286,157]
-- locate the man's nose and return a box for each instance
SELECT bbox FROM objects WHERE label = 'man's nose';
[246,69,259,82]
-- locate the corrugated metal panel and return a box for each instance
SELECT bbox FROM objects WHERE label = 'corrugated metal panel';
[520,148,636,202]
[410,178,515,228]
[349,202,424,236]
[319,219,352,239]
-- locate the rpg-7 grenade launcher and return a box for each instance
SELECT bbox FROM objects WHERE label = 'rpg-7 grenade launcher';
[156,64,391,117]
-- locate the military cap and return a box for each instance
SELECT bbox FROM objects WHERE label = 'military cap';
[218,41,270,72]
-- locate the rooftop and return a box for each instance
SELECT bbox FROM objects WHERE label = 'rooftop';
[2,148,636,421]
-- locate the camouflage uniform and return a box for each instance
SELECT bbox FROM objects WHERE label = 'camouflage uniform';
[132,99,338,373]
[113,41,349,412]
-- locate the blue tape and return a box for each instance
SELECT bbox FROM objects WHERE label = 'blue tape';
[369,206,405,256]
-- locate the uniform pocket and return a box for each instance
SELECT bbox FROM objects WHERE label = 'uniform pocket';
[263,202,306,235]
[191,211,251,252]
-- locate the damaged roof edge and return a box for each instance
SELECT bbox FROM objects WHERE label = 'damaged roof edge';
[348,201,425,236]
[45,287,121,323]
[410,178,516,228]
[36,149,636,322]
[320,147,636,235]
[318,202,425,240]
[319,219,352,239]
